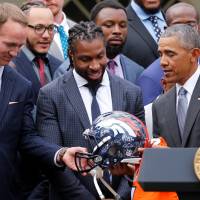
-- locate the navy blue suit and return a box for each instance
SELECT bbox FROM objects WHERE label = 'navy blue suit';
[0,66,60,200]
[136,58,163,105]
[11,50,62,104]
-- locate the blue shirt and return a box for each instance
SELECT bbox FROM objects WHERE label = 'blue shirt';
[131,0,166,42]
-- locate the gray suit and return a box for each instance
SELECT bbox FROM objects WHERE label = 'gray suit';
[152,77,200,200]
[153,77,200,147]
[49,18,75,61]
[36,70,144,200]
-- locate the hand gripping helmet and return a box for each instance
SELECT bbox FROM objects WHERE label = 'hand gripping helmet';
[75,111,149,173]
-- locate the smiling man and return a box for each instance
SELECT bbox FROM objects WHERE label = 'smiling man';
[11,1,62,104]
[36,21,144,200]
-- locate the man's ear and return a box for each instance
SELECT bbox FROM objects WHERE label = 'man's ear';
[190,48,200,63]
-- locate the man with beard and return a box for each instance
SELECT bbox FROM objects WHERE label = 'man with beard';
[11,1,62,104]
[122,0,166,68]
[90,0,144,84]
[56,0,144,84]
[36,21,144,200]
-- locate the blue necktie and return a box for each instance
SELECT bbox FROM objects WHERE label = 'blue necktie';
[86,83,101,122]
[57,25,68,60]
[148,16,162,41]
[177,87,188,138]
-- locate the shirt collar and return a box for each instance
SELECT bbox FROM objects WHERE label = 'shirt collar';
[22,46,49,62]
[0,66,4,80]
[176,65,200,96]
[131,0,165,21]
[55,12,69,29]
[73,69,110,88]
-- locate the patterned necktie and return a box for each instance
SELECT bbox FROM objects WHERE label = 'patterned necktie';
[57,25,68,60]
[177,87,188,138]
[107,60,116,75]
[148,16,162,41]
[86,83,101,122]
[35,57,46,86]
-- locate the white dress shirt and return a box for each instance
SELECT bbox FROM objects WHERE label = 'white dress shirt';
[0,66,4,91]
[176,66,200,108]
[73,69,113,124]
[54,12,70,58]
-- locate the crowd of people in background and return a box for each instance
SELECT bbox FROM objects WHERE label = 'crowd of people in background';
[0,0,200,200]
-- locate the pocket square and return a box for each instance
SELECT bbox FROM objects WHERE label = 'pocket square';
[9,101,19,105]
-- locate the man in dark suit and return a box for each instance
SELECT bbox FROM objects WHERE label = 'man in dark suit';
[91,0,144,84]
[11,1,62,104]
[153,24,200,200]
[36,21,144,200]
[0,3,88,200]
[137,2,200,106]
[122,0,166,68]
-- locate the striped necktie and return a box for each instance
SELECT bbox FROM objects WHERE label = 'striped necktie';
[177,87,188,138]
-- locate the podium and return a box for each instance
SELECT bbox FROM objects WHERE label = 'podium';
[138,148,200,192]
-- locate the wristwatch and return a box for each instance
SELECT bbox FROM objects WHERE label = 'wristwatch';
[56,147,68,166]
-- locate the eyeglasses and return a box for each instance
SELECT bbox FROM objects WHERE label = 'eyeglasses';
[28,24,55,35]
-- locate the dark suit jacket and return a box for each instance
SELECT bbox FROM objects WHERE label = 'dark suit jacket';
[122,5,159,68]
[0,66,60,200]
[152,77,200,200]
[36,70,144,200]
[137,58,163,105]
[11,50,62,104]
[53,54,144,84]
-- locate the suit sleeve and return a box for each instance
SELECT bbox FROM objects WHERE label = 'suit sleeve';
[36,87,96,199]
[19,82,60,169]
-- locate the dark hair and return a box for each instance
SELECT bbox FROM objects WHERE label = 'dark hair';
[90,0,126,21]
[68,21,105,68]
[21,0,46,14]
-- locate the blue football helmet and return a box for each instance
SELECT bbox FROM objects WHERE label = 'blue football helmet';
[75,111,149,173]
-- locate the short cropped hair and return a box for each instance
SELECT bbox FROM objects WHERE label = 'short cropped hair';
[0,3,27,27]
[161,24,200,49]
[90,0,126,21]
[21,0,46,15]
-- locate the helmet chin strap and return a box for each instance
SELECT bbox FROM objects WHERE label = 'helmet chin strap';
[89,166,122,200]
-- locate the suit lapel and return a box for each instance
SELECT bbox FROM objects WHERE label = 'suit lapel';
[165,87,182,146]
[0,67,14,121]
[62,71,90,129]
[109,74,125,111]
[182,77,200,146]
[48,54,59,76]
[126,5,158,57]
[18,51,41,92]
